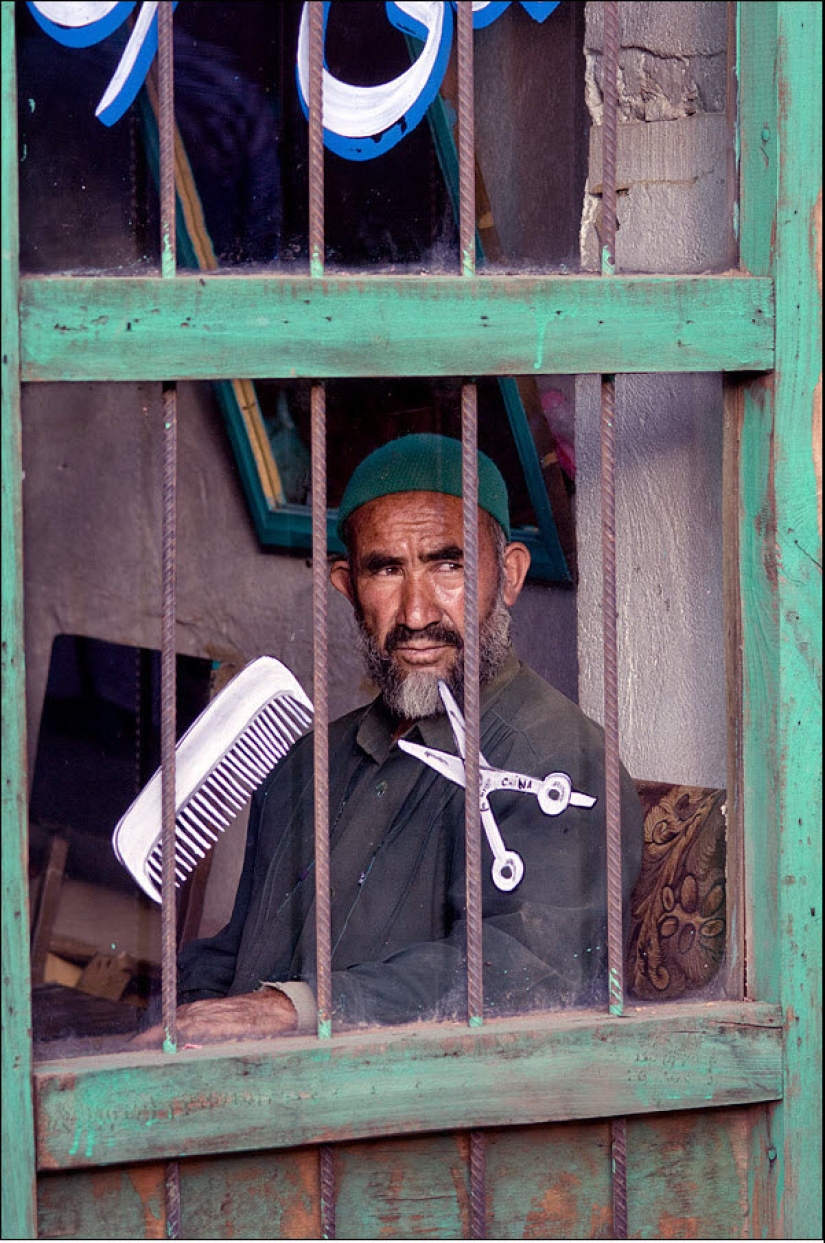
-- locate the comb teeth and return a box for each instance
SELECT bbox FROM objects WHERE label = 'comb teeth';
[143,691,313,895]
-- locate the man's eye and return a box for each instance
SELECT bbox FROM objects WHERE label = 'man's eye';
[438,562,463,573]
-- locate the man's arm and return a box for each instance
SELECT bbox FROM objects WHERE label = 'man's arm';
[130,986,298,1049]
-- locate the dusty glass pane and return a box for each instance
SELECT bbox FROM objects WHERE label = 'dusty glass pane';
[17,1,591,275]
[17,6,158,273]
[29,636,213,1057]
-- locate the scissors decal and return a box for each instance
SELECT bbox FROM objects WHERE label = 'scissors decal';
[398,681,597,893]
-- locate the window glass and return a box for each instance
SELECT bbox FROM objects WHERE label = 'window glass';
[29,636,215,1058]
[22,370,728,1055]
[17,1,587,275]
[17,5,158,273]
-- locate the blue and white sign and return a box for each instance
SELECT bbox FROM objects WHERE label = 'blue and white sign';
[28,0,560,157]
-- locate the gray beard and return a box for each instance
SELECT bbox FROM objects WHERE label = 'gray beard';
[355,592,513,720]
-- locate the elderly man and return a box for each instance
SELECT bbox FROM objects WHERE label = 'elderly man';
[171,434,643,1041]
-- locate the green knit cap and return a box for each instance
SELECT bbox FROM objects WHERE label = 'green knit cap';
[336,433,510,544]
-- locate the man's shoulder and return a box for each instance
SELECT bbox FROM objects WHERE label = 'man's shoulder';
[489,661,605,762]
[330,699,375,738]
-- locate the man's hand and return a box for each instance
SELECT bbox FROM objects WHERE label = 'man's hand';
[130,988,298,1050]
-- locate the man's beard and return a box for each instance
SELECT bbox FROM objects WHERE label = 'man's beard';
[355,592,513,720]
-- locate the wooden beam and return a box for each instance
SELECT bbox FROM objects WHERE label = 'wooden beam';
[19,273,774,381]
[0,2,37,1237]
[738,3,823,1239]
[34,1002,782,1171]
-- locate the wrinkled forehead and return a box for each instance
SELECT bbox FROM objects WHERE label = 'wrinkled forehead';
[347,491,500,564]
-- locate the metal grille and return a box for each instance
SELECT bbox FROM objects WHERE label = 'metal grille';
[152,2,630,1237]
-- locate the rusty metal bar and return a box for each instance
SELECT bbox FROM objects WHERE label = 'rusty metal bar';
[308,0,325,280]
[458,1,476,279]
[457,0,481,1030]
[601,3,628,1239]
[457,4,486,1239]
[308,3,335,1237]
[308,0,331,1044]
[319,1144,336,1240]
[158,2,181,1236]
[600,0,619,278]
[158,0,177,1054]
[469,1130,487,1239]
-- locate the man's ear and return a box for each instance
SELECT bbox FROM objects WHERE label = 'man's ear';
[501,542,531,607]
[329,559,355,604]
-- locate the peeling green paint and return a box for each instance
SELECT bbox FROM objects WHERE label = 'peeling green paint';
[738,4,823,1238]
[1,3,36,1237]
[18,273,775,382]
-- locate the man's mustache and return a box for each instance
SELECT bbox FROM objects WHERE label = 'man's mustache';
[384,622,463,655]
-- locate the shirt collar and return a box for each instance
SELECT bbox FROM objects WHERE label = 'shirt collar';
[354,648,522,765]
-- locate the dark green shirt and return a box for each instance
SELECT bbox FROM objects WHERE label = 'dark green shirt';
[178,652,643,1025]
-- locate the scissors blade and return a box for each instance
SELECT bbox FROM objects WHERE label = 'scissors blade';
[438,681,468,759]
[398,738,467,788]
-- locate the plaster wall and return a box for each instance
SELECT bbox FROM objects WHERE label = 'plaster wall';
[576,1,729,787]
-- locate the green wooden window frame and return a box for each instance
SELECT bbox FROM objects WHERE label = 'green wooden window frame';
[135,81,574,582]
[2,3,820,1238]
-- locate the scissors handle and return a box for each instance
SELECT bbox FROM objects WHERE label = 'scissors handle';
[480,804,524,892]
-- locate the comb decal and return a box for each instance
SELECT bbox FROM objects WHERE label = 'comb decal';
[113,657,313,903]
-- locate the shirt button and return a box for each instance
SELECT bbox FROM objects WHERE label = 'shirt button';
[376,781,388,797]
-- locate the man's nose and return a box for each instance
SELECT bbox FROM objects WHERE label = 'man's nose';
[397,572,442,630]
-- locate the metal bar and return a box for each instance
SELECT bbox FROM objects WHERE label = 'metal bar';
[457,1,476,279]
[457,4,486,1239]
[600,0,619,278]
[319,1144,336,1240]
[469,1130,487,1239]
[461,381,483,1029]
[308,0,325,280]
[600,371,624,1021]
[457,0,481,1028]
[601,3,628,1240]
[307,0,331,1044]
[158,0,178,1055]
[158,4,181,1236]
[308,4,335,1237]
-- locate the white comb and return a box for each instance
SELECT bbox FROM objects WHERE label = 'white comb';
[112,656,313,903]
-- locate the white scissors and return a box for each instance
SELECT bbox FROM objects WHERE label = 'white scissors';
[398,682,597,893]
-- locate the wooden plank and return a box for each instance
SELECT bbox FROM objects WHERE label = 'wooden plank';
[626,1107,751,1239]
[37,1165,167,1240]
[33,1002,782,1171]
[0,2,37,1238]
[738,4,823,1240]
[485,1124,613,1240]
[334,1134,468,1239]
[34,1109,761,1240]
[19,273,774,381]
[769,5,822,1237]
[177,1149,321,1241]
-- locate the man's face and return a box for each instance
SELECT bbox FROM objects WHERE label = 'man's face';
[330,491,529,719]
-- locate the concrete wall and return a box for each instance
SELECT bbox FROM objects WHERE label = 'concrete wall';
[576,1,729,787]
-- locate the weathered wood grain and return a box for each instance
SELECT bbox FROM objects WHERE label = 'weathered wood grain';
[738,4,823,1239]
[37,1165,167,1240]
[33,1002,782,1172]
[0,3,37,1239]
[35,1108,762,1240]
[19,274,774,381]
